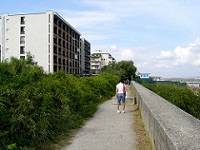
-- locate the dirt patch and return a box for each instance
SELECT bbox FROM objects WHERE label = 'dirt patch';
[127,84,152,150]
[132,105,152,150]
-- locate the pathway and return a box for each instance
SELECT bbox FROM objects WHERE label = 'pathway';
[61,86,136,150]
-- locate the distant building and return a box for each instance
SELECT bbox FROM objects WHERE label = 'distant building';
[138,72,150,78]
[90,50,116,74]
[80,37,90,75]
[186,82,200,88]
[0,10,90,75]
[135,71,140,76]
[150,76,161,81]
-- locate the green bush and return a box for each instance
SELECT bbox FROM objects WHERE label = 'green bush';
[0,57,118,150]
[143,83,200,120]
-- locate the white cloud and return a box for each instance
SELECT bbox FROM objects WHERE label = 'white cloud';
[120,49,134,60]
[58,0,199,42]
[156,50,175,60]
[78,0,199,30]
[193,57,200,66]
[109,45,118,51]
[173,46,191,65]
[134,37,200,77]
[82,0,149,16]
[173,38,200,66]
[189,38,200,53]
[61,10,117,29]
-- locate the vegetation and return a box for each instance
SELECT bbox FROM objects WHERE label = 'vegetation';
[101,60,137,81]
[141,82,200,120]
[0,55,119,150]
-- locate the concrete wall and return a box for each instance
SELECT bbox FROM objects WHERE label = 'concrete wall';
[132,81,200,150]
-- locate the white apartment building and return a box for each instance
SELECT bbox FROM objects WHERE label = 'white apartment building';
[0,10,89,75]
[90,50,116,74]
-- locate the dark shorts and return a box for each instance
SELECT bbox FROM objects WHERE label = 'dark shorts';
[117,93,125,105]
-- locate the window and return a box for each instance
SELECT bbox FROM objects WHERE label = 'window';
[48,45,50,53]
[20,36,25,44]
[20,17,25,24]
[20,26,25,34]
[48,55,50,63]
[75,54,78,60]
[48,14,51,23]
[20,56,25,60]
[20,46,25,54]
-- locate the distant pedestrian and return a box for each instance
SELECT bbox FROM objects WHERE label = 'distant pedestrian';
[116,79,127,113]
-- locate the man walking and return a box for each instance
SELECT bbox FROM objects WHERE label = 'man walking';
[116,79,126,113]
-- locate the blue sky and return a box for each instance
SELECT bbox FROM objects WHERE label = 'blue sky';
[1,0,200,78]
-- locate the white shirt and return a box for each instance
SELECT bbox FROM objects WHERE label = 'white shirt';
[116,82,125,94]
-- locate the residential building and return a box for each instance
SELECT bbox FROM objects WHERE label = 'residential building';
[0,10,88,75]
[80,37,90,75]
[90,50,116,74]
[150,76,161,81]
[139,72,150,78]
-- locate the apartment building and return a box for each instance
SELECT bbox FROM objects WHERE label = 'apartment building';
[90,50,116,74]
[0,10,90,75]
[80,37,90,75]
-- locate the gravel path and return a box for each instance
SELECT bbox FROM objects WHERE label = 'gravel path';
[61,95,136,150]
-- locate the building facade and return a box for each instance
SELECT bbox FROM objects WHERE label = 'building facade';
[90,50,116,74]
[139,73,150,78]
[0,11,89,75]
[80,37,90,75]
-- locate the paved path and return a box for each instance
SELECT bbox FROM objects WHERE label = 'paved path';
[61,96,136,150]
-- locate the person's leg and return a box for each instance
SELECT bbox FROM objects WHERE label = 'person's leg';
[117,104,119,111]
[117,94,124,113]
[122,94,126,113]
[122,104,125,111]
[117,94,121,113]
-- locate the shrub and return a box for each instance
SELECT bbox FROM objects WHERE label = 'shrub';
[143,83,200,120]
[0,58,118,149]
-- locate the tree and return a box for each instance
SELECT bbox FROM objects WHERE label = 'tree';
[101,60,137,81]
[25,51,37,65]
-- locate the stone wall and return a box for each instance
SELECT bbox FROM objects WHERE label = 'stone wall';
[132,81,200,150]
